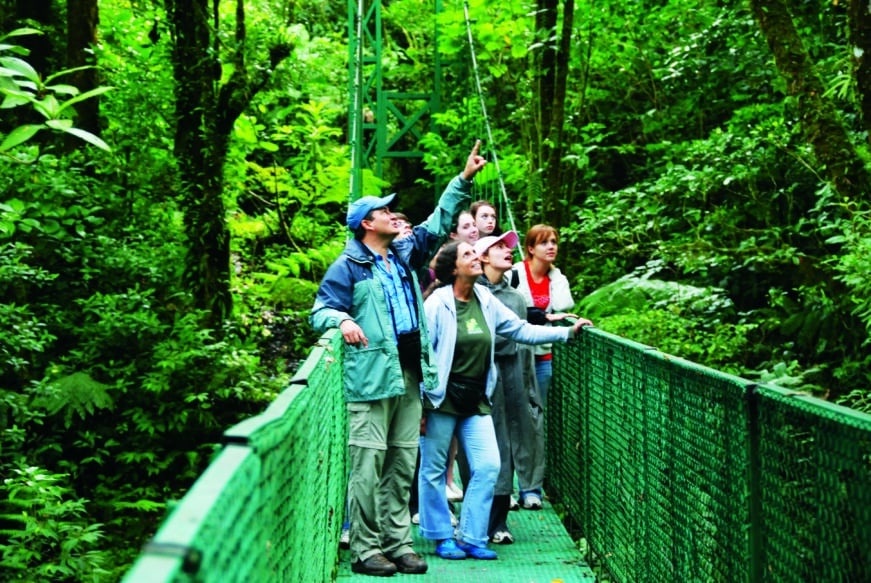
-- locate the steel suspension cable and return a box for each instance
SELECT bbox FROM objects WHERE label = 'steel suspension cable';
[462,0,519,240]
[349,0,365,203]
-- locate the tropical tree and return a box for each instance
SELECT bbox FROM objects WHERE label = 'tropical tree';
[750,0,871,200]
[67,0,100,137]
[529,0,575,227]
[165,0,293,327]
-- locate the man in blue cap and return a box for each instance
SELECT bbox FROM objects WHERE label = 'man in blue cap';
[311,141,486,576]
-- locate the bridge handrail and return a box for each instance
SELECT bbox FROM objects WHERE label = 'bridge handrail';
[122,331,348,582]
[122,327,871,581]
[550,327,871,582]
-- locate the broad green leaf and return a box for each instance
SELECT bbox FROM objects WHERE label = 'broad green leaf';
[0,79,37,93]
[487,62,508,78]
[0,56,40,83]
[0,44,28,56]
[259,140,279,152]
[45,83,79,96]
[57,86,113,113]
[1,198,25,212]
[34,94,60,119]
[0,66,28,77]
[0,124,41,151]
[46,118,74,130]
[0,93,32,109]
[60,126,111,151]
[510,42,527,59]
[1,28,42,40]
[44,65,95,85]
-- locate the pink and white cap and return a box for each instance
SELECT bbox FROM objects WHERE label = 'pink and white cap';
[472,230,519,257]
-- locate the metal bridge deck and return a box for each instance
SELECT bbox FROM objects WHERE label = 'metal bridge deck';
[337,496,597,583]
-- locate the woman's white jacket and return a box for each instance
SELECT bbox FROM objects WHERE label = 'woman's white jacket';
[510,262,575,313]
[511,262,575,357]
[423,283,572,408]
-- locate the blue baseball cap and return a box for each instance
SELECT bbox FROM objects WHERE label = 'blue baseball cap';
[346,193,397,229]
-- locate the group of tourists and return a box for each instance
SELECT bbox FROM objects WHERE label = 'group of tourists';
[310,141,592,577]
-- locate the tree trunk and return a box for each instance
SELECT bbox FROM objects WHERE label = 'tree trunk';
[529,0,574,228]
[543,0,574,226]
[749,0,871,201]
[166,0,231,327]
[848,0,871,141]
[67,0,100,137]
[11,0,55,73]
[165,0,292,327]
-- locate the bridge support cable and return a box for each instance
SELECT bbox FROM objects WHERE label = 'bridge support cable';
[348,0,366,202]
[462,0,520,244]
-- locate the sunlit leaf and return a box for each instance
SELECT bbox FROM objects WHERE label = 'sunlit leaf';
[34,94,61,119]
[57,86,113,113]
[45,83,79,96]
[1,28,43,40]
[44,64,95,85]
[60,126,111,151]
[46,118,74,130]
[0,93,32,109]
[0,56,40,83]
[0,124,41,151]
[259,141,279,152]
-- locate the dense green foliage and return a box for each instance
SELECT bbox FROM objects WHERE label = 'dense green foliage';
[1,0,870,580]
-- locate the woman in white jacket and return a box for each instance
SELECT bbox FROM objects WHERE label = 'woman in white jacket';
[510,223,578,510]
[511,224,578,405]
[419,240,591,561]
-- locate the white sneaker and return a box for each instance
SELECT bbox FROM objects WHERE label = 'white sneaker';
[509,496,519,511]
[491,529,514,544]
[411,512,420,524]
[522,493,543,510]
[339,526,350,549]
[446,482,464,502]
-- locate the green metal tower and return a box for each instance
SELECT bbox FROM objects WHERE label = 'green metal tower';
[347,0,443,199]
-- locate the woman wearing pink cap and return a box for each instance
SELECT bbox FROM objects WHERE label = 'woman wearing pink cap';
[474,230,545,543]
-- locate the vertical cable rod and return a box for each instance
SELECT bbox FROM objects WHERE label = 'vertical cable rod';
[349,0,366,203]
[462,0,519,242]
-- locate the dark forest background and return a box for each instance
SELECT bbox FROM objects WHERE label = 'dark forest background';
[1,0,870,579]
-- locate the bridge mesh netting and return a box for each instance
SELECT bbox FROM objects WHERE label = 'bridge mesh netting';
[123,327,871,582]
[123,333,348,582]
[550,327,871,583]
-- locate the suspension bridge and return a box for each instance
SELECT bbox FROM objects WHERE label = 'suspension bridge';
[120,2,871,581]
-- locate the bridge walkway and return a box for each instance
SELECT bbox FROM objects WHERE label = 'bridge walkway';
[337,494,597,582]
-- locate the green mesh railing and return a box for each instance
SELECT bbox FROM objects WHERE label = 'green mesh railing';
[122,326,871,582]
[122,331,348,583]
[549,327,871,583]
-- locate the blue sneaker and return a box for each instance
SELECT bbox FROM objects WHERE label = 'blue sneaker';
[435,538,467,560]
[456,540,498,560]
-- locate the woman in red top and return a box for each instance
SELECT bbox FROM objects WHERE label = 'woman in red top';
[510,224,579,509]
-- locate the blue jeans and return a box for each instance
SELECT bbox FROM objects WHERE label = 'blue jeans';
[418,411,500,547]
[535,358,552,410]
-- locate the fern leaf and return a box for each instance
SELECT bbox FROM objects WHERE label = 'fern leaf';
[31,372,114,428]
